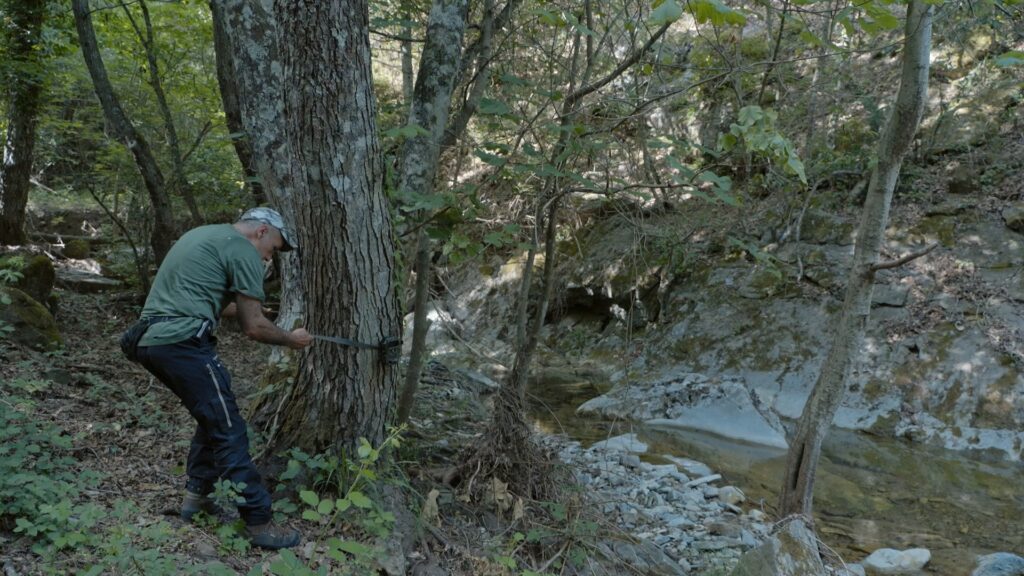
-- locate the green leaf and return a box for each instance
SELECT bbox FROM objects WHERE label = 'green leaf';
[994,51,1024,68]
[649,0,683,25]
[349,491,373,509]
[302,509,322,522]
[383,123,430,139]
[299,490,319,507]
[334,539,373,556]
[318,499,335,515]
[484,232,505,247]
[357,438,372,459]
[474,150,507,167]
[336,498,352,512]
[478,98,511,115]
[688,0,746,25]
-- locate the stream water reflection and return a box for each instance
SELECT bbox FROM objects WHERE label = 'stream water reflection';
[528,378,1024,575]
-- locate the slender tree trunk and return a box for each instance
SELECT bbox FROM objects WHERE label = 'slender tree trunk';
[779,0,933,517]
[73,0,176,264]
[469,20,673,498]
[0,0,46,245]
[440,0,496,149]
[123,0,203,226]
[396,0,471,425]
[209,0,265,205]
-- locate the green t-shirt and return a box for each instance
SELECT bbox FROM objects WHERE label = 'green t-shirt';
[139,224,266,346]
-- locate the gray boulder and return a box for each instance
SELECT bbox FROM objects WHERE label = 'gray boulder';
[729,518,824,576]
[973,553,1024,576]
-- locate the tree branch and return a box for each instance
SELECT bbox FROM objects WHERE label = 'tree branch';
[870,242,939,272]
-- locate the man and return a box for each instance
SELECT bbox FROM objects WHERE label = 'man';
[135,207,313,550]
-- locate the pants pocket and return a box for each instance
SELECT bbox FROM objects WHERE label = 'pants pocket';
[205,363,233,429]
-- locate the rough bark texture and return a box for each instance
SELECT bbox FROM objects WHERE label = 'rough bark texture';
[261,0,400,451]
[440,0,497,149]
[396,0,470,425]
[213,0,305,369]
[0,0,46,245]
[209,0,265,205]
[72,0,176,264]
[779,0,932,517]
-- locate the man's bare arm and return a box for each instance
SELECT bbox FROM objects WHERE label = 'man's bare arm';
[235,294,312,349]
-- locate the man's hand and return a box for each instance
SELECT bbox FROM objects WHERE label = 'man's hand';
[237,294,311,349]
[289,328,313,349]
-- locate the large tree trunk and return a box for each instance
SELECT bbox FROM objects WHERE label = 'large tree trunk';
[0,0,46,245]
[779,0,932,517]
[221,0,400,452]
[396,0,470,425]
[209,0,265,206]
[212,0,304,374]
[72,0,176,264]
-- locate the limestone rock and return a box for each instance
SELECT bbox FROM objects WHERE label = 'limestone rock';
[729,518,824,576]
[972,553,1024,576]
[590,433,647,454]
[590,538,686,576]
[1001,203,1024,234]
[718,486,746,505]
[0,287,63,350]
[862,548,931,574]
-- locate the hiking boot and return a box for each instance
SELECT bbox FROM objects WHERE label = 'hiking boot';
[244,521,301,550]
[180,490,223,522]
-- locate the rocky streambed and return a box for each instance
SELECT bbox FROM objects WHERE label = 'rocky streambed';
[526,372,1024,575]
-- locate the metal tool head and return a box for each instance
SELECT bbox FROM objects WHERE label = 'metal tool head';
[379,336,402,365]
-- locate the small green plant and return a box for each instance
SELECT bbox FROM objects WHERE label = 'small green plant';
[267,430,405,574]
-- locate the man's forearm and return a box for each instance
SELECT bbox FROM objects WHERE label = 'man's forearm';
[244,316,297,347]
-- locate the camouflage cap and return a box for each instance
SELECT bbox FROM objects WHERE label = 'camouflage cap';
[238,207,297,252]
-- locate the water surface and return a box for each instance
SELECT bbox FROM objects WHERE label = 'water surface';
[528,377,1024,575]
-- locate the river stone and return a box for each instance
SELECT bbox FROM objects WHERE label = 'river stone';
[589,433,647,453]
[0,287,62,350]
[972,553,1024,576]
[1002,203,1024,234]
[862,548,931,574]
[718,486,746,505]
[591,538,686,576]
[728,518,824,576]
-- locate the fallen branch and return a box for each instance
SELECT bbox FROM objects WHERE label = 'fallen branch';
[870,242,939,272]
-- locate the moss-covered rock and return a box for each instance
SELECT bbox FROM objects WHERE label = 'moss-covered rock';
[63,238,91,259]
[13,255,55,305]
[729,518,824,576]
[0,287,63,350]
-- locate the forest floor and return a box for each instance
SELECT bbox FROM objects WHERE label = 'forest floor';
[0,288,631,576]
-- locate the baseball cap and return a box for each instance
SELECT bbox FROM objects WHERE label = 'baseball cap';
[238,207,298,252]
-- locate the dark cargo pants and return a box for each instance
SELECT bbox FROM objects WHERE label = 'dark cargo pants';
[138,333,272,525]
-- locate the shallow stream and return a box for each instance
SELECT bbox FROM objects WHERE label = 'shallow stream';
[527,378,1024,575]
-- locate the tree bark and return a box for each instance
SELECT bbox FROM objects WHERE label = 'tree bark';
[0,0,46,245]
[73,0,176,264]
[234,0,400,452]
[440,0,497,149]
[779,0,933,517]
[209,0,265,206]
[396,0,470,425]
